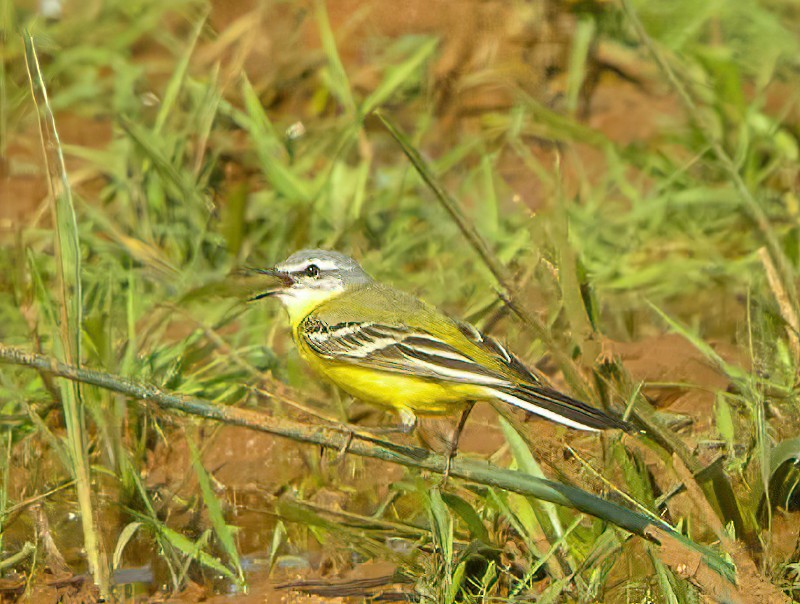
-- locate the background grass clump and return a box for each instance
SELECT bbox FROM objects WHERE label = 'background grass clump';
[1,0,800,601]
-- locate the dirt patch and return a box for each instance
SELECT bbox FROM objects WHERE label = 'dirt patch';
[1,136,48,237]
[604,333,745,430]
[1,113,113,239]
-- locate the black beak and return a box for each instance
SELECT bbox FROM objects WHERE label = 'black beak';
[245,267,293,301]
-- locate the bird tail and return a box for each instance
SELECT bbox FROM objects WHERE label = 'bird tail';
[488,383,631,432]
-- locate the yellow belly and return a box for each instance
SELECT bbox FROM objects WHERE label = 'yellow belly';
[295,336,480,416]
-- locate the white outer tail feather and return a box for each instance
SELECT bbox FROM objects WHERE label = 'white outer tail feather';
[488,388,602,432]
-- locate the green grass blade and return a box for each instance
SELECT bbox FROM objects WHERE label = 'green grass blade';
[267,520,287,574]
[121,116,207,210]
[441,492,489,543]
[477,153,499,240]
[647,300,762,543]
[112,521,143,570]
[188,438,245,587]
[240,77,313,201]
[550,186,598,359]
[153,12,207,135]
[314,0,355,114]
[427,488,454,564]
[509,515,583,598]
[360,37,438,116]
[144,519,239,583]
[650,548,683,604]
[499,417,565,539]
[445,560,466,604]
[22,31,107,595]
[0,0,8,157]
[565,18,595,115]
[0,428,9,555]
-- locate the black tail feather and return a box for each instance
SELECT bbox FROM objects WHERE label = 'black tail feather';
[495,383,632,432]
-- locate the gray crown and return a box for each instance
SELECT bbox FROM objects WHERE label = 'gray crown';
[276,249,373,286]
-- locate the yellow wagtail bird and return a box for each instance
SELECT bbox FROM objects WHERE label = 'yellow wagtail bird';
[252,250,629,463]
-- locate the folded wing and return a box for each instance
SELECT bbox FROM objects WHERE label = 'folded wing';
[302,318,508,386]
[300,314,629,432]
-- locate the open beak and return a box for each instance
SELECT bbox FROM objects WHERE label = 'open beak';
[246,267,293,301]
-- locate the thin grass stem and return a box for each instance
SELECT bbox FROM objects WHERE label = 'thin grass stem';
[21,32,108,595]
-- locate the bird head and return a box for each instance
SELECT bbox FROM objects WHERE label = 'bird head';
[250,249,373,319]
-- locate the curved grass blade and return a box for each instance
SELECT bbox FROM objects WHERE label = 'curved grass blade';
[441,492,489,544]
[360,37,438,117]
[22,30,108,595]
[188,438,245,588]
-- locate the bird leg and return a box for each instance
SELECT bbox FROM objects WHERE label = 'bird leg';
[333,409,416,464]
[443,401,475,484]
[334,430,355,464]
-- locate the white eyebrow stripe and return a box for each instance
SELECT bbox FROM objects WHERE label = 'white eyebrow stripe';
[279,258,340,272]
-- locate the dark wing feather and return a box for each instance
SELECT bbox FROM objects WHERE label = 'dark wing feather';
[453,319,542,384]
[300,317,508,386]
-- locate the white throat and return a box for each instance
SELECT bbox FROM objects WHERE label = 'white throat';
[275,287,342,323]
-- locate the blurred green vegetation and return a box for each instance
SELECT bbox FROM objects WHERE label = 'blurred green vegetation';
[1,0,800,601]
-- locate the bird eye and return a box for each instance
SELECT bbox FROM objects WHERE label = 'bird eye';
[305,264,320,278]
